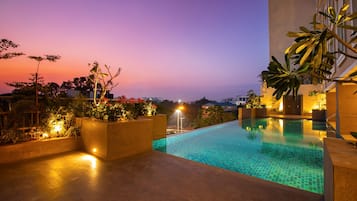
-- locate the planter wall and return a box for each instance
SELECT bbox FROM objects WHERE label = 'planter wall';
[81,118,153,160]
[238,108,267,120]
[324,138,357,201]
[0,137,83,164]
[255,108,267,118]
[139,114,167,140]
[312,109,326,121]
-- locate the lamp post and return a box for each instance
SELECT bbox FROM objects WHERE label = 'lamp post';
[175,109,181,133]
[175,104,184,133]
[180,116,184,131]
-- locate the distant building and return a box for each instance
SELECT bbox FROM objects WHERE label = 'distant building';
[236,96,248,106]
[202,102,237,112]
[142,97,163,103]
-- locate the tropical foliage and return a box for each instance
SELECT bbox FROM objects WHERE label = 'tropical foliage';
[261,3,357,100]
[245,89,262,108]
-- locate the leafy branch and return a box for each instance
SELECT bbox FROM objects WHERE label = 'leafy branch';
[88,61,121,106]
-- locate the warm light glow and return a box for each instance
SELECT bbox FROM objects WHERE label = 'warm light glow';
[82,155,97,169]
[279,119,284,132]
[175,109,181,113]
[92,148,97,153]
[278,101,283,112]
[42,132,49,138]
[54,124,62,132]
[178,106,184,110]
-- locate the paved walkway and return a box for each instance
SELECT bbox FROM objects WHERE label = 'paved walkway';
[0,151,323,201]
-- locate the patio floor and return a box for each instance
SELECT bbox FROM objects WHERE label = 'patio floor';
[0,151,323,201]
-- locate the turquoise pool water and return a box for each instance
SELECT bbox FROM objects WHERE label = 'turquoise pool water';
[153,118,326,194]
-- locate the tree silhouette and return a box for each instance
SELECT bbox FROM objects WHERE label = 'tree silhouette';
[28,54,61,125]
[0,39,24,59]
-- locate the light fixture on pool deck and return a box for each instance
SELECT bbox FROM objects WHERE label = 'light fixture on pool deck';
[176,102,185,133]
[176,109,181,133]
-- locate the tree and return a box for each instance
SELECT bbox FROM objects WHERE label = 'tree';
[246,90,261,108]
[88,61,121,105]
[261,3,357,100]
[0,39,24,59]
[28,55,61,124]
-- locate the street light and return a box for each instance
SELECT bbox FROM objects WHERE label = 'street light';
[175,105,185,133]
[175,109,181,133]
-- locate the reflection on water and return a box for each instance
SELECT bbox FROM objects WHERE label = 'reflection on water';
[239,118,327,148]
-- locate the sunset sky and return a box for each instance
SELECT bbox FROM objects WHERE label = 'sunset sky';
[0,0,268,101]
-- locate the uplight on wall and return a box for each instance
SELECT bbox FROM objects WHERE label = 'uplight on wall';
[278,101,283,112]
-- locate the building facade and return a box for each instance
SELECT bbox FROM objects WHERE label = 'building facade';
[264,0,357,135]
[261,0,324,115]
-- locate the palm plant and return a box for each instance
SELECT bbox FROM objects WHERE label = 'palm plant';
[262,3,357,99]
[261,55,309,99]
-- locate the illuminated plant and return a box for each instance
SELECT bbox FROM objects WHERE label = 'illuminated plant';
[88,61,121,106]
[44,107,77,138]
[144,102,157,116]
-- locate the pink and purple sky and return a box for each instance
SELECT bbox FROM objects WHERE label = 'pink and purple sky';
[0,0,268,101]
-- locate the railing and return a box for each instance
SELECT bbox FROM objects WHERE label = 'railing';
[0,112,9,130]
[0,111,40,130]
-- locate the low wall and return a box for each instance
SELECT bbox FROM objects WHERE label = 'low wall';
[0,137,83,164]
[81,118,153,160]
[324,137,357,201]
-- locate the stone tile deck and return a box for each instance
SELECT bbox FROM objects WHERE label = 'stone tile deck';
[0,151,323,201]
[267,114,312,120]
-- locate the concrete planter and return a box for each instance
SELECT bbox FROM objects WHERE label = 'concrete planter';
[139,114,167,140]
[81,118,153,160]
[0,137,82,164]
[238,108,267,120]
[312,109,326,121]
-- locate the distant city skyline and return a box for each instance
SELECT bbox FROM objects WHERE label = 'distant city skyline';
[0,0,269,101]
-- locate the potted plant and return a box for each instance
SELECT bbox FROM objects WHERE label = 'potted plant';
[139,101,167,140]
[238,90,266,120]
[80,62,153,160]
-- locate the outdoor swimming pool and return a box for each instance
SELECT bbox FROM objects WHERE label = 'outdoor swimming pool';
[153,118,326,194]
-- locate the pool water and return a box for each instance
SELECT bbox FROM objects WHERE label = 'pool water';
[153,118,326,194]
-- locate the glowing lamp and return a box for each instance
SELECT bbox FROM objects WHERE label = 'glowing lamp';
[92,148,97,153]
[42,133,49,138]
[54,125,62,133]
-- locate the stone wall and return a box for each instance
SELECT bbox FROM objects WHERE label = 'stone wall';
[0,137,83,164]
